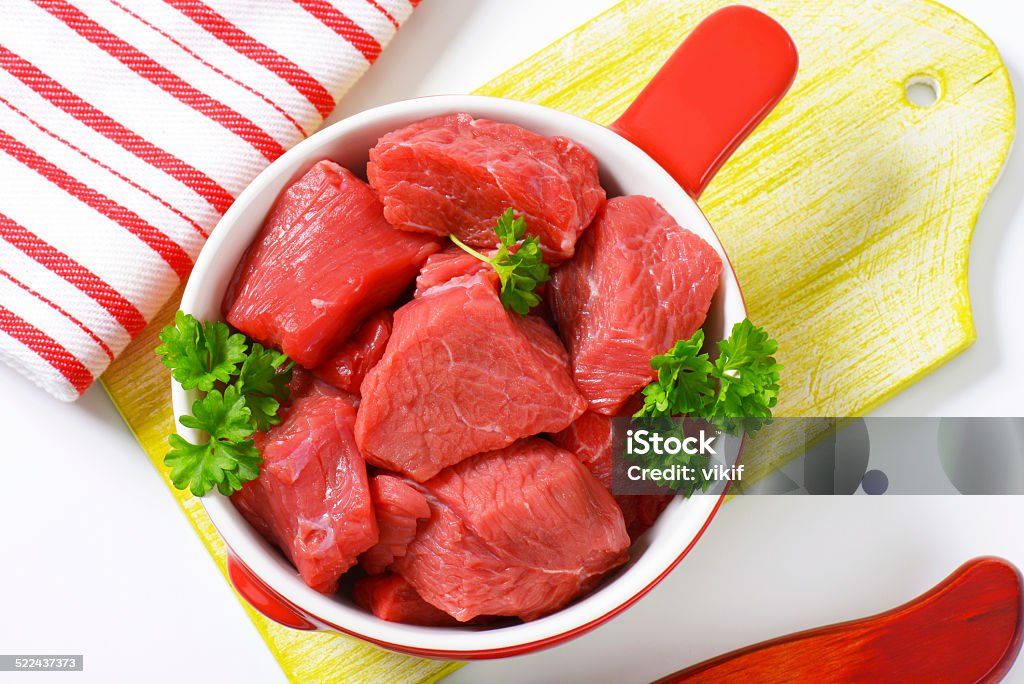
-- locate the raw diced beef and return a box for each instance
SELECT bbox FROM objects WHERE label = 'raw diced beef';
[515,313,575,379]
[354,574,460,626]
[355,272,586,481]
[367,113,605,262]
[225,161,440,368]
[360,474,431,575]
[551,410,615,488]
[286,366,355,404]
[393,438,629,622]
[617,495,674,541]
[231,393,378,593]
[553,411,673,540]
[550,196,722,414]
[413,246,495,297]
[313,311,393,395]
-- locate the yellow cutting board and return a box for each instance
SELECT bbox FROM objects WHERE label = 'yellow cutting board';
[101,0,1014,681]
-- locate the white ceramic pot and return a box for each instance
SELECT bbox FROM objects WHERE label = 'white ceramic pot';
[171,5,796,659]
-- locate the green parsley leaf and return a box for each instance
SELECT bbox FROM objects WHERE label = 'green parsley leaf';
[635,320,781,436]
[493,207,526,245]
[634,330,715,418]
[210,439,262,496]
[156,314,295,497]
[164,434,212,496]
[450,208,551,315]
[166,386,262,497]
[236,343,294,431]
[165,433,261,498]
[179,385,254,441]
[155,311,247,392]
[631,320,780,498]
[708,320,782,436]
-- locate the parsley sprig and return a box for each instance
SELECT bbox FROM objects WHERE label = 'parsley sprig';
[156,312,293,497]
[157,310,247,392]
[635,319,781,436]
[630,320,780,495]
[450,208,550,315]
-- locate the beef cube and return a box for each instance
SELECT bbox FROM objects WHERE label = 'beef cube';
[368,113,605,263]
[231,393,377,593]
[355,273,586,481]
[550,196,721,414]
[393,438,629,622]
[225,161,440,367]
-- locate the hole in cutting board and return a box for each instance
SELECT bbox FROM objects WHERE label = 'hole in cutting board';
[905,75,941,107]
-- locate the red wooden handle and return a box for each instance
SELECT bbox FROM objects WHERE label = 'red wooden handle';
[227,553,318,631]
[654,557,1024,683]
[610,5,798,199]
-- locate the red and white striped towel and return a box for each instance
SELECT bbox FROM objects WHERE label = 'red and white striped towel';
[0,0,418,401]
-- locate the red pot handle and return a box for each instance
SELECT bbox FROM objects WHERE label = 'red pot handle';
[227,553,318,631]
[652,557,1024,683]
[610,5,798,199]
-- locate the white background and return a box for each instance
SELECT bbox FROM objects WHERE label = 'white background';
[1,0,1023,682]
